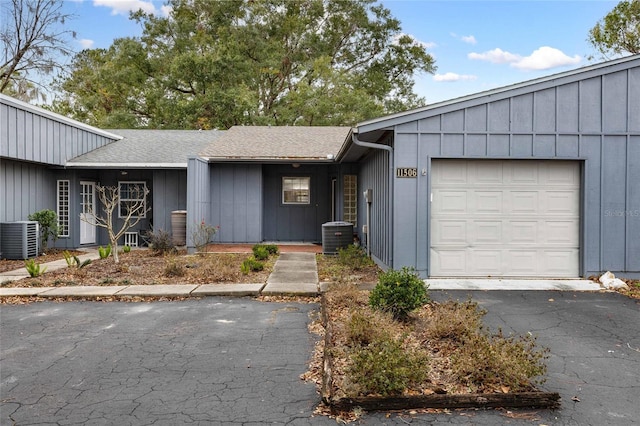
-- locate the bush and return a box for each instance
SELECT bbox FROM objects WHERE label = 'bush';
[369,267,429,320]
[241,257,264,274]
[164,259,185,277]
[347,335,429,397]
[145,227,176,255]
[420,299,487,342]
[123,245,131,253]
[263,244,279,255]
[192,220,219,252]
[346,308,395,347]
[252,245,269,261]
[451,330,549,392]
[337,244,373,270]
[28,209,60,252]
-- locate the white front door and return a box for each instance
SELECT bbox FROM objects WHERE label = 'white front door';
[80,181,96,245]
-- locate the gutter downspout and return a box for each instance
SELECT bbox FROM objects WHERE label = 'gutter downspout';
[351,132,393,267]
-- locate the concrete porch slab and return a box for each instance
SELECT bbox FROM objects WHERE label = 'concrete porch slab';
[424,278,602,291]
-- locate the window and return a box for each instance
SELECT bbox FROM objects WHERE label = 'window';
[282,177,310,204]
[343,175,357,226]
[119,181,147,218]
[57,180,70,237]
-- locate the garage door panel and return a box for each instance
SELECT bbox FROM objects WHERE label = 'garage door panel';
[431,160,580,278]
[433,220,468,244]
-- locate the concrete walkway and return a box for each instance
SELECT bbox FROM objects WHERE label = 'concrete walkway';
[0,250,320,298]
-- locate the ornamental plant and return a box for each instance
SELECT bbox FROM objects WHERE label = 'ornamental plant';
[369,267,429,320]
[28,209,60,252]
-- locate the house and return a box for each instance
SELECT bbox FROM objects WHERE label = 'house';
[340,54,640,279]
[3,54,639,280]
[0,94,220,252]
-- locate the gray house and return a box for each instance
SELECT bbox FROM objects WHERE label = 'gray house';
[3,54,639,280]
[0,94,219,252]
[344,54,640,279]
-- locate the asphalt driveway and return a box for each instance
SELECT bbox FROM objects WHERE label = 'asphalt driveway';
[1,292,639,425]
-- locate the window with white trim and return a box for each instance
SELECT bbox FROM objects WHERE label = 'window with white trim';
[57,180,70,237]
[119,181,147,218]
[343,175,357,226]
[282,177,310,204]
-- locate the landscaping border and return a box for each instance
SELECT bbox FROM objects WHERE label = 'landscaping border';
[319,295,561,413]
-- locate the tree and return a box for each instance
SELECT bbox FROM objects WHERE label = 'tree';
[0,0,76,100]
[81,184,149,263]
[53,0,435,129]
[588,0,640,58]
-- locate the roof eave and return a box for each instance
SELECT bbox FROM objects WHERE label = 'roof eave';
[65,162,187,169]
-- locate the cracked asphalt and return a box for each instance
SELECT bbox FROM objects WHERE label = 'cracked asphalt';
[1,291,639,425]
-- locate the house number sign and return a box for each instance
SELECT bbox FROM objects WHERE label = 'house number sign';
[396,167,418,178]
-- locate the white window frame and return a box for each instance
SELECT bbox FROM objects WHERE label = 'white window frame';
[118,181,147,218]
[282,177,311,205]
[57,180,70,237]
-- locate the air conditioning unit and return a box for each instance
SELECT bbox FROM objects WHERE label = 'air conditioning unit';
[322,221,354,255]
[1,221,39,260]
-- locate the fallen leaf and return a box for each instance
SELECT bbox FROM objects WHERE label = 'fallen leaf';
[571,396,581,402]
[548,298,554,302]
[501,385,510,393]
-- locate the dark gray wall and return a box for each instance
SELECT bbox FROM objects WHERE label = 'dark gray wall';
[209,164,262,243]
[186,157,211,250]
[0,159,56,223]
[263,164,330,242]
[153,170,187,233]
[360,59,640,278]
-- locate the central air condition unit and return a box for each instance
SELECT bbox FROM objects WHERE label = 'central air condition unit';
[322,221,354,254]
[0,221,39,260]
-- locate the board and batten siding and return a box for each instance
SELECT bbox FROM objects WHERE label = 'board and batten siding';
[1,95,118,166]
[358,147,392,268]
[152,170,188,232]
[0,159,56,223]
[186,157,211,250]
[209,164,262,243]
[385,63,640,278]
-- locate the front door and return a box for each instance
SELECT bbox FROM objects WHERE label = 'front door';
[80,181,96,245]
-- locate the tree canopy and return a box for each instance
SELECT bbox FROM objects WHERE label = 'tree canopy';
[588,0,640,58]
[52,0,435,129]
[1,0,76,102]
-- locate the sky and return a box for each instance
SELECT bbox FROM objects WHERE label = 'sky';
[58,0,620,104]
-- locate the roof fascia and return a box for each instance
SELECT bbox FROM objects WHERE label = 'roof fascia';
[66,162,187,168]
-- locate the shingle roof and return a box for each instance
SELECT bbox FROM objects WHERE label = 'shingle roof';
[199,126,352,161]
[67,129,224,168]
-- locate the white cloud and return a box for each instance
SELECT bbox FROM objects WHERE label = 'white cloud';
[468,46,582,71]
[461,35,477,45]
[451,32,477,45]
[433,72,478,82]
[93,0,156,16]
[160,5,172,17]
[78,39,95,49]
[468,48,520,64]
[511,46,582,71]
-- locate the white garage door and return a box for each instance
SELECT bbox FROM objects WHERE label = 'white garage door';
[430,160,580,278]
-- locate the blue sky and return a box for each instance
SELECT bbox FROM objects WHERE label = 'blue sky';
[61,0,620,104]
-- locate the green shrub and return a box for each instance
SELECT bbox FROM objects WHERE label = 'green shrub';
[337,244,373,270]
[241,257,264,274]
[24,259,46,277]
[63,250,75,267]
[263,244,279,255]
[369,267,429,320]
[252,245,269,261]
[123,245,131,253]
[145,227,176,255]
[346,309,394,347]
[98,245,111,259]
[451,330,549,392]
[28,209,60,252]
[347,335,429,397]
